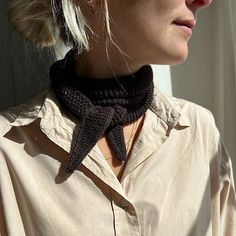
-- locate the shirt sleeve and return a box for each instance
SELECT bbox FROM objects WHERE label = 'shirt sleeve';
[207,112,236,235]
[218,140,236,235]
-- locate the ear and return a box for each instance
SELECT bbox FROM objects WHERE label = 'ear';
[86,0,102,15]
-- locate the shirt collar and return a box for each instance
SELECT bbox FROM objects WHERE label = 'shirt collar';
[6,87,190,139]
[150,87,190,128]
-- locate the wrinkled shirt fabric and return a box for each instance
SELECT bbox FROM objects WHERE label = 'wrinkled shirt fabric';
[0,87,235,236]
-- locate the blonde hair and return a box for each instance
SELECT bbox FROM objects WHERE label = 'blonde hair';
[8,0,112,54]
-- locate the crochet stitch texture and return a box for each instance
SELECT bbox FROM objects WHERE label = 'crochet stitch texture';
[50,50,154,173]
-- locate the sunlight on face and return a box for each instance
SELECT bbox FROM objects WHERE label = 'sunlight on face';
[108,0,212,65]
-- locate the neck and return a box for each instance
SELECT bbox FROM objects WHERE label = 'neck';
[74,43,144,79]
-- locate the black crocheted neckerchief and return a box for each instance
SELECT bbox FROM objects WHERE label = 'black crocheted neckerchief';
[50,50,154,173]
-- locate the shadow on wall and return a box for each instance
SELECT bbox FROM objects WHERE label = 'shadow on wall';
[0,0,54,111]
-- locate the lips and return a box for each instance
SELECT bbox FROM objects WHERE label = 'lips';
[173,19,196,29]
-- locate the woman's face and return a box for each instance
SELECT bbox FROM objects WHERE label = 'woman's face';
[107,0,212,65]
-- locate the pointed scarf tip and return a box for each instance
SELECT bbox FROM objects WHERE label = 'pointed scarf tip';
[50,50,154,174]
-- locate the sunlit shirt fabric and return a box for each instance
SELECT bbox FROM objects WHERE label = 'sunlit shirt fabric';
[0,87,235,236]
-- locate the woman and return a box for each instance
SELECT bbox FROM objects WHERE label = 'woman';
[0,0,235,235]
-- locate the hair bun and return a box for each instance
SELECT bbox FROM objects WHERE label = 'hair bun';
[8,0,56,47]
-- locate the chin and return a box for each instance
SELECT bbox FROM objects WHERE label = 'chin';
[150,53,188,66]
[148,43,189,65]
[166,45,189,65]
[141,43,189,65]
[170,52,188,65]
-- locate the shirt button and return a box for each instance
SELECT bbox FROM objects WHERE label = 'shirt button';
[121,199,129,208]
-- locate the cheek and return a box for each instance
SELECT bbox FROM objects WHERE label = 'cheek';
[109,0,175,38]
[108,0,189,64]
[151,26,190,64]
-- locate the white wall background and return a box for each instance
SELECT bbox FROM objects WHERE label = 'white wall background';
[152,65,172,95]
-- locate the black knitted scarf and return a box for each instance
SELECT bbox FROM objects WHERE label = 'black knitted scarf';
[50,50,154,173]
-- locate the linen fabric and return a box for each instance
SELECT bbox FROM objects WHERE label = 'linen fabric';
[0,87,235,236]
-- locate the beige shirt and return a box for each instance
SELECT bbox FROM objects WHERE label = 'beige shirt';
[0,87,235,236]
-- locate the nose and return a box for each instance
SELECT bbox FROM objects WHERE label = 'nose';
[186,0,212,9]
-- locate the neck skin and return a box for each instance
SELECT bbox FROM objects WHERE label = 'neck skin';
[75,37,143,79]
[74,4,145,79]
